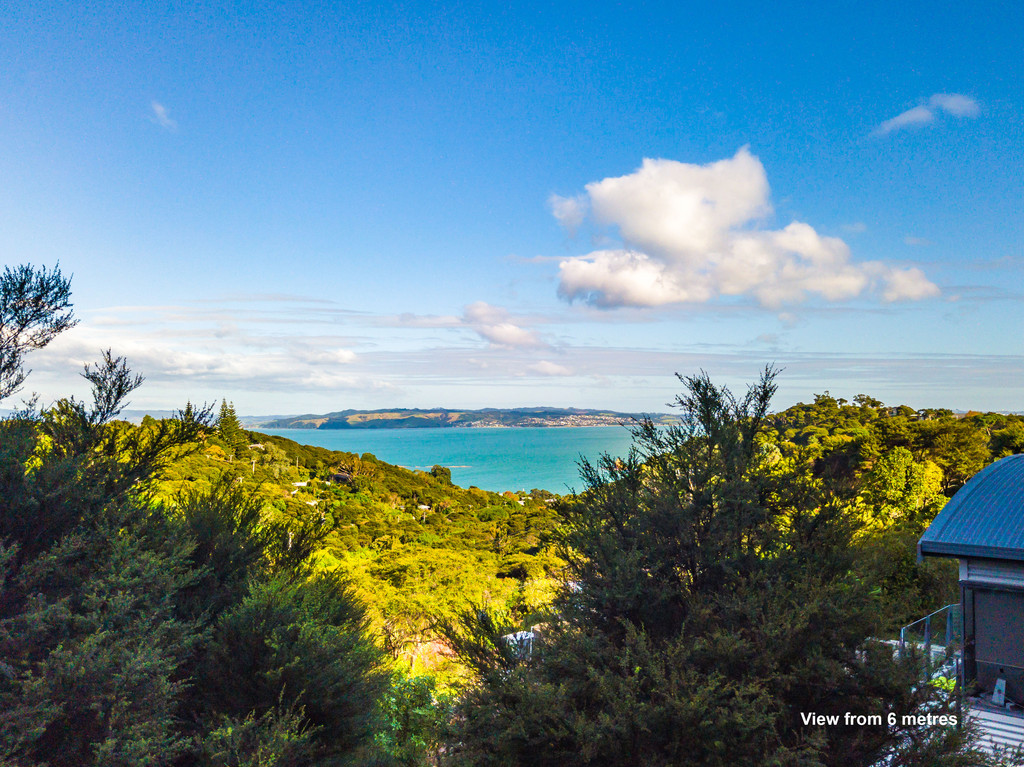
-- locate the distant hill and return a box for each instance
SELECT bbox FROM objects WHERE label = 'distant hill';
[255,406,676,430]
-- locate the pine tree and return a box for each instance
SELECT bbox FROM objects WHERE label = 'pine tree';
[217,399,247,458]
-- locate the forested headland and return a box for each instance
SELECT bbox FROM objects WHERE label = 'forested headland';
[257,407,674,430]
[2,264,1023,766]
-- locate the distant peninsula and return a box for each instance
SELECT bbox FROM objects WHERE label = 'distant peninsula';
[255,407,675,430]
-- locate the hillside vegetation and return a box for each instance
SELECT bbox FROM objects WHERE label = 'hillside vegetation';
[3,265,1024,765]
[171,391,1024,658]
[156,406,564,677]
[439,372,1023,766]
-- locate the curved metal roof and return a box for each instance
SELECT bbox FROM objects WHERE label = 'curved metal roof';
[919,454,1024,562]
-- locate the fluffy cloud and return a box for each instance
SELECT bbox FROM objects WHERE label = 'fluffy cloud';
[586,150,770,259]
[463,301,543,347]
[554,149,939,309]
[476,322,542,347]
[874,93,979,135]
[880,267,939,302]
[558,250,710,307]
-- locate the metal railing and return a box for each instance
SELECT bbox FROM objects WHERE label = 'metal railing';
[899,603,962,681]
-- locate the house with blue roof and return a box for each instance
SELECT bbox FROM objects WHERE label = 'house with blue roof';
[918,453,1024,750]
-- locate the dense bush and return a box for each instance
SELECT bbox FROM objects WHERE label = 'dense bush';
[441,371,998,767]
[0,267,389,765]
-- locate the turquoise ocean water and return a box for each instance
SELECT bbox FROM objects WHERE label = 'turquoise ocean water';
[259,426,637,494]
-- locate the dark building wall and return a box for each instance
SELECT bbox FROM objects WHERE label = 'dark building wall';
[961,559,1024,704]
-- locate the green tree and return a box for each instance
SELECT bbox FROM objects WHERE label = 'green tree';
[0,506,201,766]
[860,447,944,530]
[443,369,989,767]
[430,465,453,485]
[375,673,454,767]
[918,418,990,493]
[217,399,247,457]
[0,353,209,765]
[0,351,208,560]
[0,263,77,400]
[992,420,1024,458]
[0,265,390,766]
[199,702,316,767]
[196,573,388,764]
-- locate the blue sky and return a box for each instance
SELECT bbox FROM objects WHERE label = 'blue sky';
[1,0,1022,414]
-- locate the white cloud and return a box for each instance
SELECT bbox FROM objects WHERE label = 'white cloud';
[23,299,373,401]
[903,236,931,247]
[928,93,980,118]
[842,222,867,234]
[394,312,462,328]
[880,267,941,302]
[548,194,588,235]
[874,93,979,135]
[34,332,364,392]
[462,301,544,347]
[476,322,542,347]
[463,301,508,326]
[150,101,177,131]
[554,149,939,309]
[293,348,358,364]
[586,148,770,259]
[875,105,935,135]
[385,303,549,348]
[526,360,573,376]
[558,250,711,307]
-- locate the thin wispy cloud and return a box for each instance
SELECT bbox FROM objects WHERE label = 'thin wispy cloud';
[548,194,588,236]
[23,297,377,402]
[388,303,548,348]
[929,93,981,117]
[393,312,463,329]
[31,323,367,397]
[904,236,932,247]
[199,293,347,306]
[23,298,1024,414]
[505,254,565,264]
[967,256,1024,272]
[526,360,573,376]
[874,93,980,136]
[552,148,939,309]
[90,300,366,330]
[150,100,178,131]
[349,344,1024,412]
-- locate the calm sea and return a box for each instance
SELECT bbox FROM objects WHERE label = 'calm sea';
[259,426,638,494]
